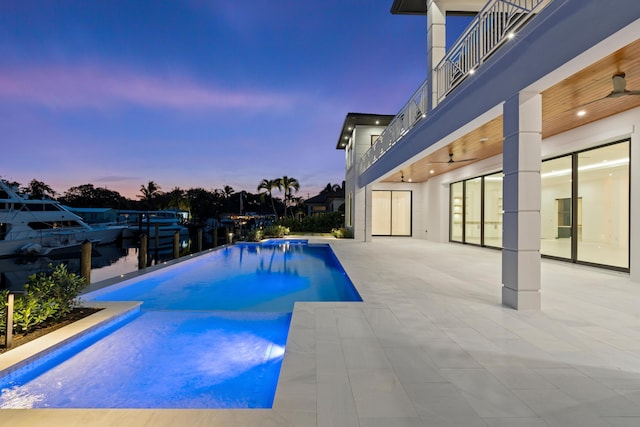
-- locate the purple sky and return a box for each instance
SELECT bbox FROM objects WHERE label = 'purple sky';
[0,0,427,199]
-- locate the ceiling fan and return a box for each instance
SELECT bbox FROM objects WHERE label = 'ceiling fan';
[429,152,475,164]
[577,72,640,108]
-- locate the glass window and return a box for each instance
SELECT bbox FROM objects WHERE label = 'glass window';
[577,142,629,268]
[483,172,503,248]
[464,177,482,245]
[540,155,572,259]
[450,182,463,242]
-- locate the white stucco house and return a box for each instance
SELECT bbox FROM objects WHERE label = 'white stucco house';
[338,0,640,310]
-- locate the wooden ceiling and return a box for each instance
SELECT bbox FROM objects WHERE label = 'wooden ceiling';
[383,38,640,183]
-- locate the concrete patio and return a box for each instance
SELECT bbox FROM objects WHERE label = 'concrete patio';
[2,237,640,426]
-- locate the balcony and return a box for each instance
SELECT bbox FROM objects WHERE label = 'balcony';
[358,0,551,176]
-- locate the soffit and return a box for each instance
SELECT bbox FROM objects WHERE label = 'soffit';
[381,38,640,183]
[336,113,395,149]
[390,0,427,15]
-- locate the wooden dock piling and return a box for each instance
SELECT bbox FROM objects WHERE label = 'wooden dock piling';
[80,240,92,284]
[139,234,148,269]
[173,230,180,259]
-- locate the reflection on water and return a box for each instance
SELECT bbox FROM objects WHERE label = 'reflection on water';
[0,236,194,291]
[90,246,140,283]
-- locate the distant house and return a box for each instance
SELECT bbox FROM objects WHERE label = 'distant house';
[306,182,345,216]
[65,207,118,224]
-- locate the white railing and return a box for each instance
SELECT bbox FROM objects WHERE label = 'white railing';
[435,0,550,101]
[357,0,551,175]
[358,80,428,174]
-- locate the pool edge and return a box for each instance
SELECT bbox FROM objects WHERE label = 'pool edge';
[0,301,141,379]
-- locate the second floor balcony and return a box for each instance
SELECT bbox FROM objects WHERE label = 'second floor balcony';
[359,0,552,176]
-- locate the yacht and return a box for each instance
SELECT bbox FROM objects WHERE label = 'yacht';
[0,180,125,257]
[118,209,189,240]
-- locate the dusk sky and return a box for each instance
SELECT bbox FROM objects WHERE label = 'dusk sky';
[0,0,430,200]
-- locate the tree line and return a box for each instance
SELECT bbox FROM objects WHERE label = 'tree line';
[6,177,344,225]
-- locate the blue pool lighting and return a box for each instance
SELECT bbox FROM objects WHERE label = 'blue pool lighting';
[0,241,361,409]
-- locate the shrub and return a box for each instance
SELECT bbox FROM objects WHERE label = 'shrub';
[6,264,87,335]
[0,288,8,332]
[331,227,353,239]
[28,264,87,320]
[245,229,264,242]
[263,225,289,238]
[278,212,344,233]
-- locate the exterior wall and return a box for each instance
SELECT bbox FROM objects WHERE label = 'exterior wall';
[345,124,390,241]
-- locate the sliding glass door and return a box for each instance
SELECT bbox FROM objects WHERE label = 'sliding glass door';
[372,190,412,236]
[540,155,572,260]
[451,140,629,271]
[576,142,629,269]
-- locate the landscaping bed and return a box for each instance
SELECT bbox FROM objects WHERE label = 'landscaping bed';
[0,307,102,354]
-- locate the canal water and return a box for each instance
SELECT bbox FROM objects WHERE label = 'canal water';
[0,234,213,292]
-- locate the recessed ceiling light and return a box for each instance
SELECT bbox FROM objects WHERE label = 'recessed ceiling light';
[348,127,352,131]
[375,121,379,125]
[508,32,515,39]
[469,68,475,75]
[430,170,434,174]
[577,110,586,117]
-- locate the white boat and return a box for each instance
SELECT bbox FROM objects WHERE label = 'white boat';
[0,180,125,257]
[119,210,189,239]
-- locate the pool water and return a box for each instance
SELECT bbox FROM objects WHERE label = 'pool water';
[0,241,360,409]
[88,242,360,311]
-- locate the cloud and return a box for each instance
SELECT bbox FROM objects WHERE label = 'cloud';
[0,64,296,111]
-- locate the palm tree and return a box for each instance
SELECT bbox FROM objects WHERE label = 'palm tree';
[216,185,235,213]
[165,187,190,213]
[222,185,235,199]
[257,178,281,217]
[138,181,162,209]
[278,176,300,218]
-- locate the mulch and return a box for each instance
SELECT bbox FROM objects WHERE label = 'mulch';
[0,307,102,354]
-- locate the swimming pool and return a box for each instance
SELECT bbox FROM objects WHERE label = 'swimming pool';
[0,240,361,409]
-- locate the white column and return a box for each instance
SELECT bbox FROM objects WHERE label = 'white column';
[502,92,542,310]
[427,0,446,112]
[364,185,373,242]
[631,122,640,282]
